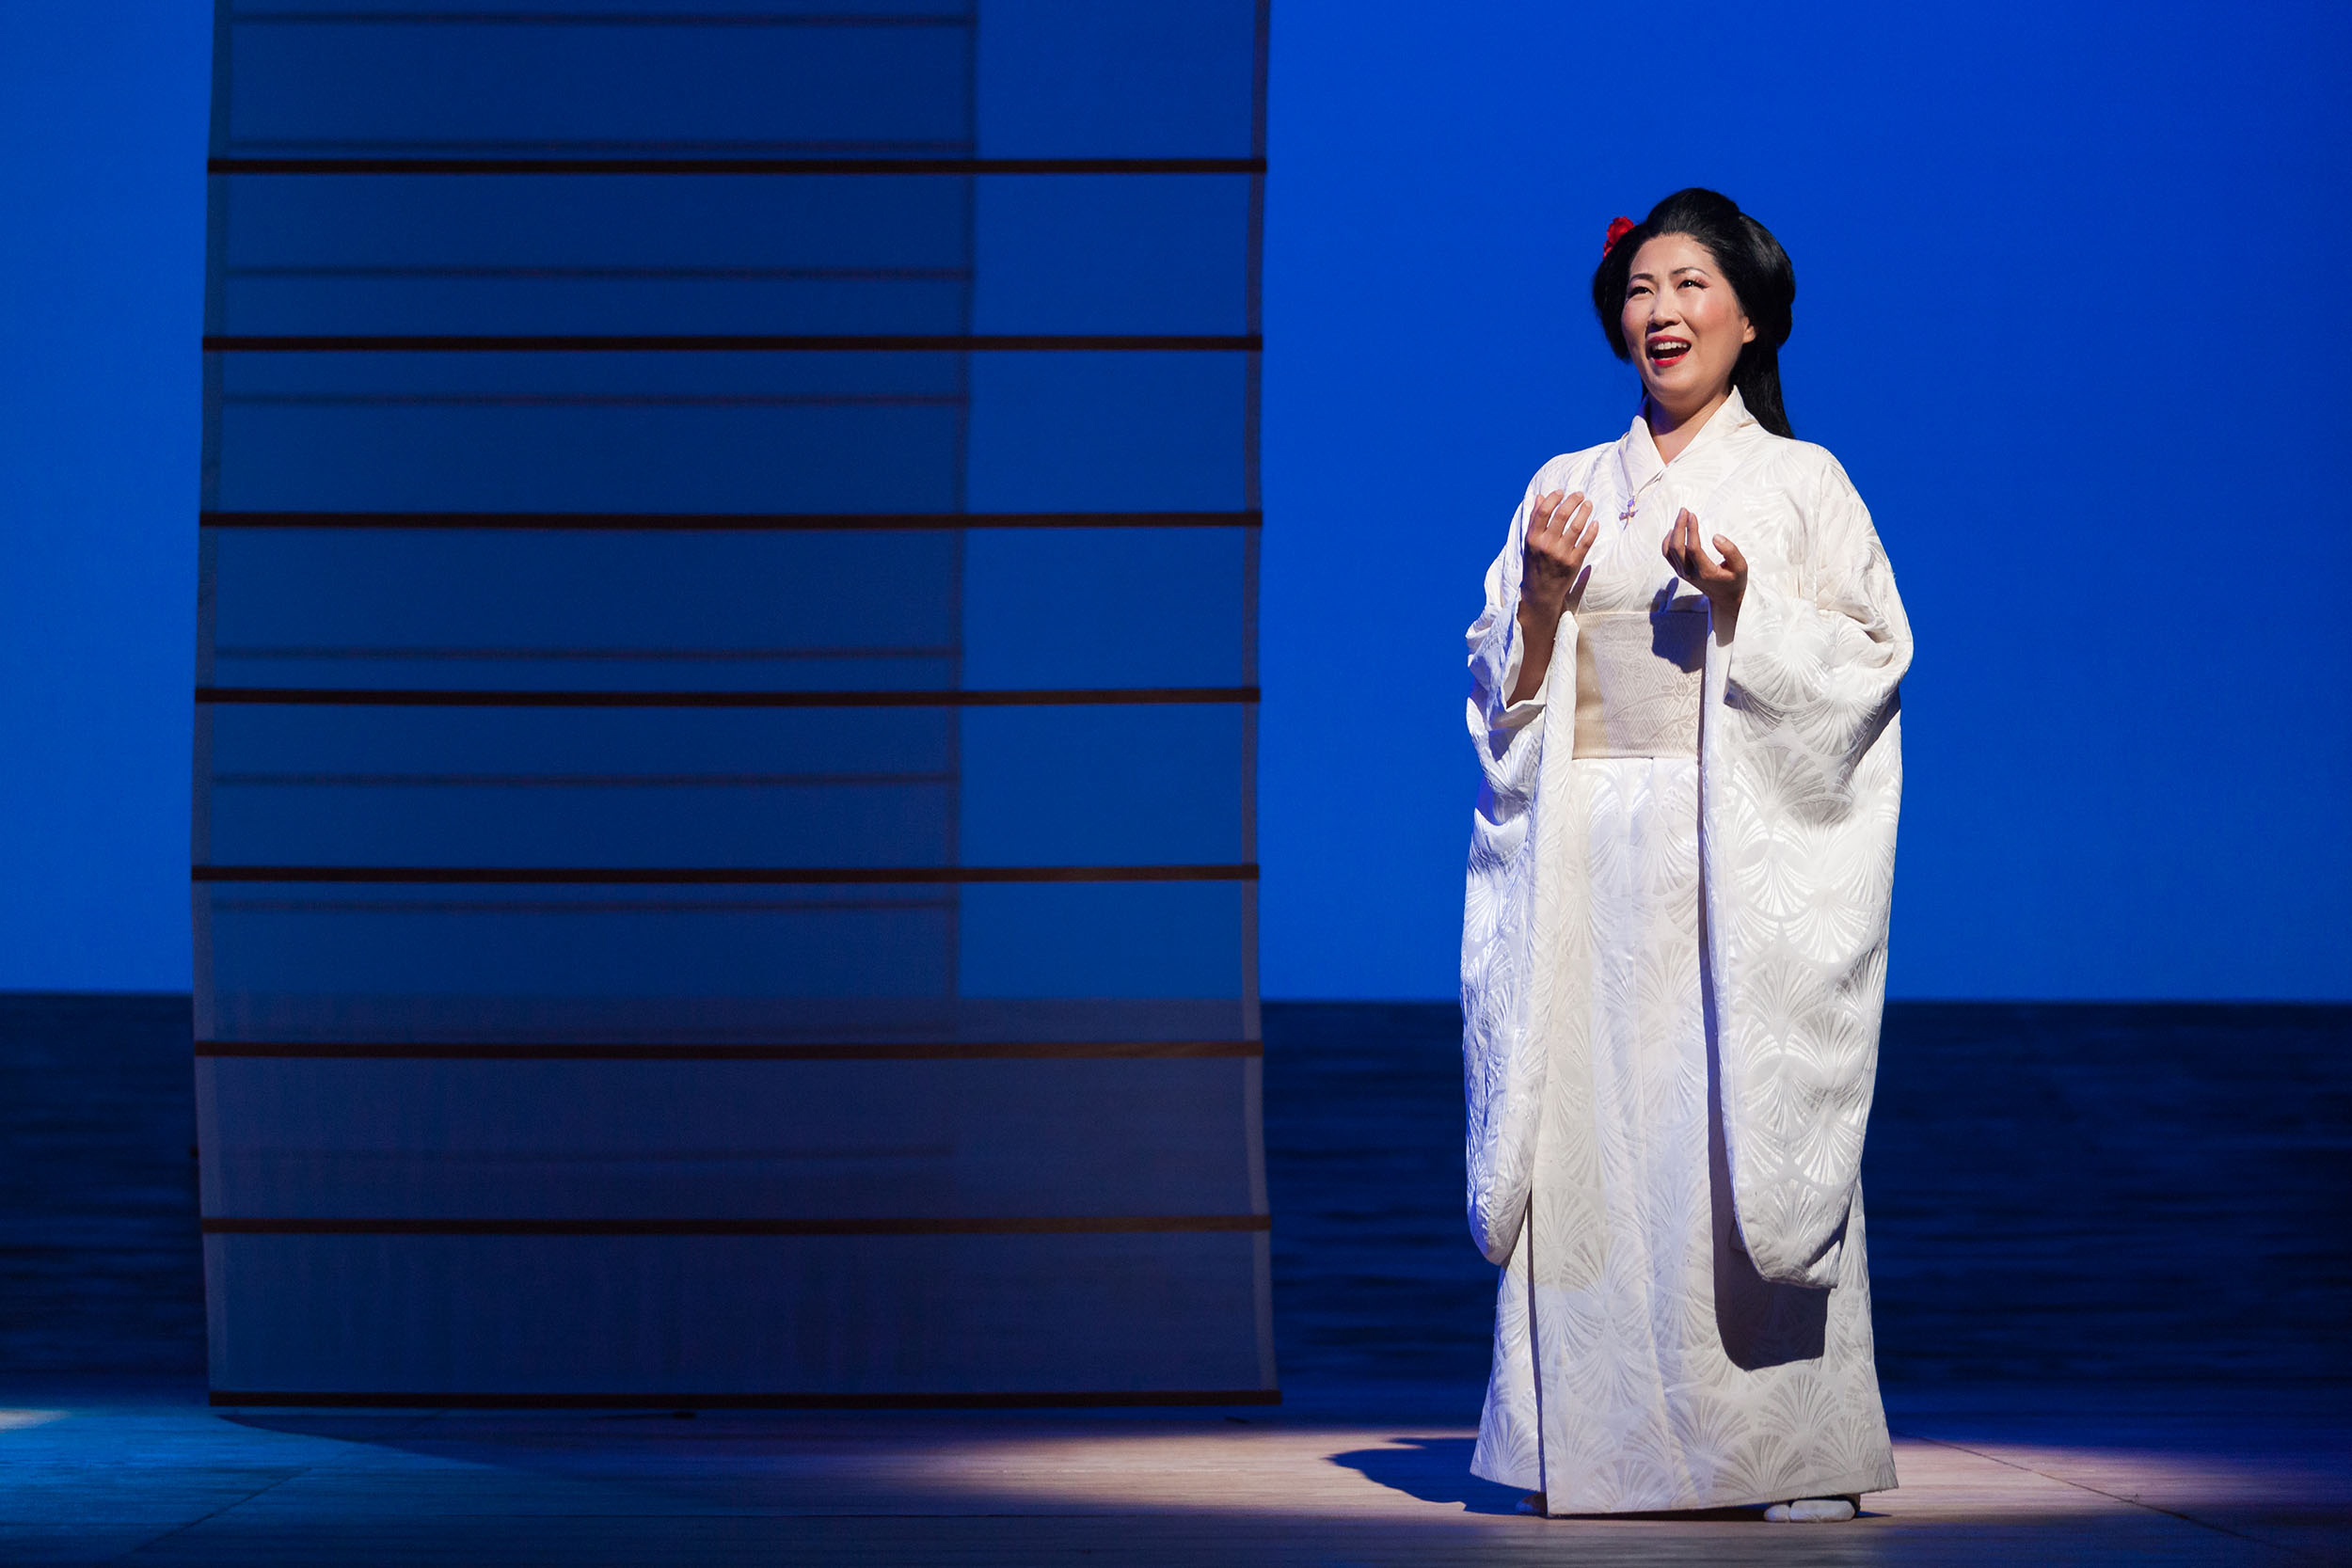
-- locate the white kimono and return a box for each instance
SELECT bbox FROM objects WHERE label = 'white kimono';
[1461,388,1909,1513]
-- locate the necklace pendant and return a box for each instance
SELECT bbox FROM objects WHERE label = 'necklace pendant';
[1619,498,1639,523]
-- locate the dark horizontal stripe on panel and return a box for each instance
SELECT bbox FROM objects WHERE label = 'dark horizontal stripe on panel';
[224,393,960,410]
[212,645,958,663]
[190,863,1258,885]
[227,265,975,280]
[196,1039,1260,1059]
[203,332,1259,353]
[195,685,1258,708]
[205,896,955,915]
[200,509,1260,531]
[202,1215,1270,1236]
[210,1389,1280,1410]
[209,157,1265,177]
[234,11,972,28]
[210,772,961,787]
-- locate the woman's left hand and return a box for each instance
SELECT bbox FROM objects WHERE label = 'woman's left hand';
[1662,508,1747,636]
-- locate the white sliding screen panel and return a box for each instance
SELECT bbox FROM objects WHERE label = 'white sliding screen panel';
[194,0,1269,1406]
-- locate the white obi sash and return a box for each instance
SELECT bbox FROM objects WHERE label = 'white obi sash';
[1571,606,1709,759]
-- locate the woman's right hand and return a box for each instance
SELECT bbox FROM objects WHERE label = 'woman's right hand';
[1505,490,1597,705]
[1520,490,1597,626]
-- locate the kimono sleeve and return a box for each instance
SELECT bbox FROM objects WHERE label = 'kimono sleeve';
[1701,455,1913,1289]
[1461,473,1571,1265]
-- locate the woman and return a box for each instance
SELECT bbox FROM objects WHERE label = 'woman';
[1461,188,1910,1520]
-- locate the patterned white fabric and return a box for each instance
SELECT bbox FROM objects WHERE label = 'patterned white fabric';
[1460,389,1909,1513]
[1571,607,1706,758]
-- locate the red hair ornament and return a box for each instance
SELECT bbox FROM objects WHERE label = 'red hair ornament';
[1602,215,1636,258]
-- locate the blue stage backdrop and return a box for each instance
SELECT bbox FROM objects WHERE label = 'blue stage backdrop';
[1256,0,2352,1001]
[0,1,2347,1003]
[188,0,1272,1404]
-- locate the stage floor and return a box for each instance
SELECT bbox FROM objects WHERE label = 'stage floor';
[3,1382,2346,1564]
[3,995,2346,1561]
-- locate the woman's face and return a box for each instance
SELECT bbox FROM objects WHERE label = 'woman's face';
[1619,232,1756,414]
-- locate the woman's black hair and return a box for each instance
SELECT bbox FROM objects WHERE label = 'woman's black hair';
[1591,187,1796,438]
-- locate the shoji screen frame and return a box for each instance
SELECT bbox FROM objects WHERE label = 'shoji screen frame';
[193,0,1271,1409]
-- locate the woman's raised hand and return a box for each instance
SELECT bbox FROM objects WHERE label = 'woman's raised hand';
[1520,490,1597,625]
[1504,490,1597,705]
[1662,507,1746,636]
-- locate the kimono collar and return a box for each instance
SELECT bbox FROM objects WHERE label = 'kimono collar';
[1615,385,1761,497]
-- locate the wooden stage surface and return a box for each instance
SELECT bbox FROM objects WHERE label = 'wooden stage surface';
[3,995,2345,1562]
[3,1385,2347,1564]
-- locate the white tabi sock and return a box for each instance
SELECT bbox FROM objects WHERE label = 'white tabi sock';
[1764,1496,1857,1522]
